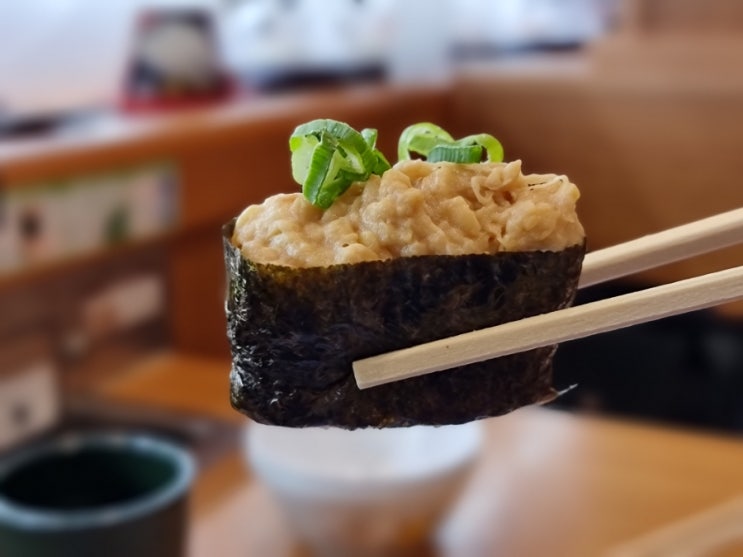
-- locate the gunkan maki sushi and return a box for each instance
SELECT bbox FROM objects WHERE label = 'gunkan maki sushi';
[225,121,585,428]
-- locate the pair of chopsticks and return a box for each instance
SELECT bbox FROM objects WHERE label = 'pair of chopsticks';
[354,208,743,390]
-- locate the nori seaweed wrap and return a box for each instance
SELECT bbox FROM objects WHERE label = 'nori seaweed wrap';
[225,220,585,428]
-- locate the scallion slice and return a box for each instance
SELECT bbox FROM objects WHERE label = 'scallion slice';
[362,127,392,174]
[456,133,505,163]
[398,123,455,160]
[361,128,378,148]
[427,144,484,164]
[290,119,390,209]
[397,123,504,164]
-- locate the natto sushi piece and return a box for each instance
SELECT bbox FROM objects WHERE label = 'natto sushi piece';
[225,121,586,428]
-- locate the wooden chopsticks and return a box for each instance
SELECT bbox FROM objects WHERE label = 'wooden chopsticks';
[579,208,743,288]
[353,208,743,390]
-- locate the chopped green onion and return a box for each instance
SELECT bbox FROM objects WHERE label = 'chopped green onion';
[370,149,392,175]
[293,119,375,172]
[398,123,503,163]
[289,134,318,185]
[427,144,484,164]
[299,133,340,208]
[361,127,392,174]
[398,123,454,160]
[456,133,505,163]
[290,119,389,209]
[290,119,504,209]
[361,128,378,148]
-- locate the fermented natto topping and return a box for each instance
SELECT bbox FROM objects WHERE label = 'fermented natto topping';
[232,159,584,268]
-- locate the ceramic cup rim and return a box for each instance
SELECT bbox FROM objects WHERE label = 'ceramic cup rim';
[0,432,195,532]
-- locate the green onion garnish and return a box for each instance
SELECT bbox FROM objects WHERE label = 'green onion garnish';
[290,119,391,209]
[291,120,504,209]
[456,133,505,163]
[398,123,504,164]
[397,122,454,161]
[427,144,483,164]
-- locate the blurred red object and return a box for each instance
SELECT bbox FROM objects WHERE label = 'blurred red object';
[120,8,234,112]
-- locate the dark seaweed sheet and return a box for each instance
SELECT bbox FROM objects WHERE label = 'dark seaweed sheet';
[224,220,585,428]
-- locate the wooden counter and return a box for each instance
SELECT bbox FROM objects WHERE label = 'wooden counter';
[99,353,743,557]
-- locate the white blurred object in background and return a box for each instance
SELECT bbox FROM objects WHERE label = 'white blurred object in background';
[0,0,222,119]
[384,0,453,85]
[221,0,393,87]
[0,0,615,117]
[246,420,483,555]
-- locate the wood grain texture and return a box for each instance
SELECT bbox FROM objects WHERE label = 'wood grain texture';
[579,208,743,288]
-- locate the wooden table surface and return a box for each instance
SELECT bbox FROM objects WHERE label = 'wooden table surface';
[98,353,743,557]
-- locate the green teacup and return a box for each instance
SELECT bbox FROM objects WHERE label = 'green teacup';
[0,433,195,557]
